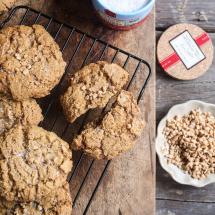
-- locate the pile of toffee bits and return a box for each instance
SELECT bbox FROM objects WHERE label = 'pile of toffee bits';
[163,108,215,180]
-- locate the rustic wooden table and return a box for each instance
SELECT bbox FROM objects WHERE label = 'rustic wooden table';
[156,1,215,215]
[0,1,155,215]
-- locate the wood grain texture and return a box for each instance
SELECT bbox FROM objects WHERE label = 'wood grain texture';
[0,1,155,215]
[157,160,215,202]
[156,0,215,32]
[156,1,215,213]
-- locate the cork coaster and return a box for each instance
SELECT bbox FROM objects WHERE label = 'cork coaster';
[157,23,214,80]
[0,0,16,13]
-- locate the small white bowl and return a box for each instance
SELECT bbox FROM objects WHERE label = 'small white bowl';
[156,100,215,187]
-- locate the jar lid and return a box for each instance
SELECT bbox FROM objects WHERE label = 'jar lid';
[157,23,214,80]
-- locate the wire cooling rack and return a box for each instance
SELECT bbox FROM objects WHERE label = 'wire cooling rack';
[0,6,152,215]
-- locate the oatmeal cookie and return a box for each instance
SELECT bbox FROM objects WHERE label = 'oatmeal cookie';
[72,90,145,159]
[0,25,66,101]
[0,198,14,215]
[0,183,72,215]
[0,0,16,14]
[0,125,72,202]
[61,61,129,123]
[37,183,72,215]
[0,95,43,135]
[0,198,40,215]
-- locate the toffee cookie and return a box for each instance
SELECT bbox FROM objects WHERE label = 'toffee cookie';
[0,183,72,215]
[0,198,41,215]
[0,0,16,14]
[0,125,72,202]
[0,95,43,135]
[0,25,66,101]
[61,61,129,123]
[0,198,14,215]
[72,90,145,159]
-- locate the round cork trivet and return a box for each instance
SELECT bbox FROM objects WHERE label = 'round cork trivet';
[157,23,214,80]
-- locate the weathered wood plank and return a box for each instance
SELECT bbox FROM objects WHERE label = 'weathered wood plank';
[156,31,215,203]
[156,0,215,32]
[156,32,215,122]
[157,200,215,215]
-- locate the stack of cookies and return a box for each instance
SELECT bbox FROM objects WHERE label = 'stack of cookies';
[0,25,73,214]
[0,23,145,214]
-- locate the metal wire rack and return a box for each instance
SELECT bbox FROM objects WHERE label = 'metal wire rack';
[0,6,152,215]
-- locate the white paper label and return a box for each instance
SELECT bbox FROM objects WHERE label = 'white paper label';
[170,31,205,69]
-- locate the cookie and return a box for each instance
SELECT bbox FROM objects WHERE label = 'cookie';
[0,183,72,215]
[72,90,145,159]
[61,61,129,123]
[37,183,72,215]
[0,95,43,135]
[0,125,72,202]
[0,198,14,215]
[11,202,43,215]
[0,198,42,215]
[0,25,66,101]
[0,0,16,14]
